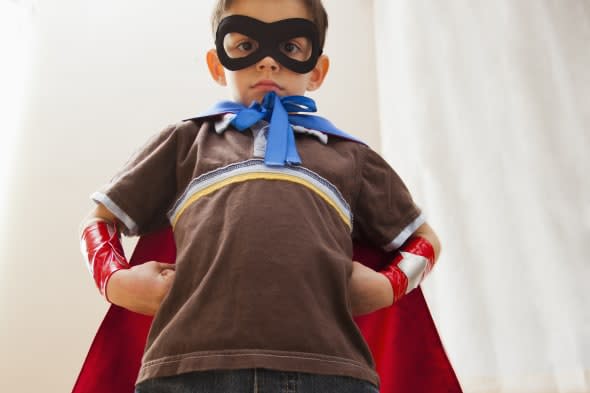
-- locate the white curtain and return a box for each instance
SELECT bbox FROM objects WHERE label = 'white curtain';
[0,0,35,212]
[373,1,590,392]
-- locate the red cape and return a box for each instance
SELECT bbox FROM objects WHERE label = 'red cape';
[72,226,462,393]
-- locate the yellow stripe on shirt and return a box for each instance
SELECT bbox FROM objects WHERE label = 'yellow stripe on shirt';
[171,172,352,230]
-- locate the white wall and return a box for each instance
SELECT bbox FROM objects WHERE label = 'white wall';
[0,0,378,391]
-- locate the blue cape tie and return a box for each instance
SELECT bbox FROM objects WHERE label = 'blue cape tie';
[186,92,364,166]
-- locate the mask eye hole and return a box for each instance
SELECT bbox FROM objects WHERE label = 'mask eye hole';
[279,37,312,61]
[223,33,260,58]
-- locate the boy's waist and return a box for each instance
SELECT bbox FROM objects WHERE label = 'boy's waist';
[140,269,377,387]
[137,348,379,388]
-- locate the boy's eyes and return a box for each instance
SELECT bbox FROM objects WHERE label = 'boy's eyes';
[223,33,257,55]
[223,33,257,56]
[281,41,301,54]
[237,40,257,52]
[222,33,312,61]
[280,38,311,60]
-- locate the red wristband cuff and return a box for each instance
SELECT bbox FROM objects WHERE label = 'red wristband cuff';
[379,235,435,302]
[402,236,435,264]
[80,220,130,301]
[380,264,409,302]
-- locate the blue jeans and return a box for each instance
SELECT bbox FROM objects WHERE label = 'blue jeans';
[134,368,379,393]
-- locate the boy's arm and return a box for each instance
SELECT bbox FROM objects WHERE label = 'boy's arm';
[349,222,440,316]
[80,204,175,316]
[348,146,443,316]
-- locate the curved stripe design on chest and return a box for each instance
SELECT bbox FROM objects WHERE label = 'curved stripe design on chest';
[168,159,352,230]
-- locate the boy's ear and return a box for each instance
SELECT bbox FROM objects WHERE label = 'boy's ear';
[206,49,227,86]
[306,55,329,92]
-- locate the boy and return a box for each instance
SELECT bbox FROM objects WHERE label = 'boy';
[80,0,441,392]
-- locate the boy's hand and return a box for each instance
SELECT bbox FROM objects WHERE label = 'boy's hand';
[106,262,176,316]
[348,261,394,316]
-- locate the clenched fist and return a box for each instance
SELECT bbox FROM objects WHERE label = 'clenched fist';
[106,261,176,316]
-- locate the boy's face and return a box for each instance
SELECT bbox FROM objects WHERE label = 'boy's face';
[207,0,329,105]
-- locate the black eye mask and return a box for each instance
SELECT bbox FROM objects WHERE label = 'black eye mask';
[215,15,322,74]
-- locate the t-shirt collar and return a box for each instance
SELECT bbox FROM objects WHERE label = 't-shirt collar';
[214,113,328,145]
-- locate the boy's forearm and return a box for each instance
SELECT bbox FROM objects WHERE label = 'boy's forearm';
[80,207,131,302]
[349,262,393,316]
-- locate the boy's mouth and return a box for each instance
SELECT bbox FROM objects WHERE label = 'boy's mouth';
[252,80,283,92]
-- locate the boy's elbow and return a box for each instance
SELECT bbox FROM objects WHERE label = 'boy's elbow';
[80,203,118,234]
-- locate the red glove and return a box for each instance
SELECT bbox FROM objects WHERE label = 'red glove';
[379,236,435,303]
[80,220,130,302]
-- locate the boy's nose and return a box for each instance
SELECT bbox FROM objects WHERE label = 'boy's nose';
[256,56,280,72]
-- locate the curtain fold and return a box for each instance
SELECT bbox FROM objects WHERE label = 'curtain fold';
[373,1,590,392]
[0,0,35,208]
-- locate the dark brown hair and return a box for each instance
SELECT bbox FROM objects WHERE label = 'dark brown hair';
[211,0,329,48]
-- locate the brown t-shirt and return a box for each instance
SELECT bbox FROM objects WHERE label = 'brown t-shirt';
[92,118,422,387]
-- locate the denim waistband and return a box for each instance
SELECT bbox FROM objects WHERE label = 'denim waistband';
[135,368,379,393]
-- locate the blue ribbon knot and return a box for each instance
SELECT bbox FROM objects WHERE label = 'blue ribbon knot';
[230,92,317,166]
